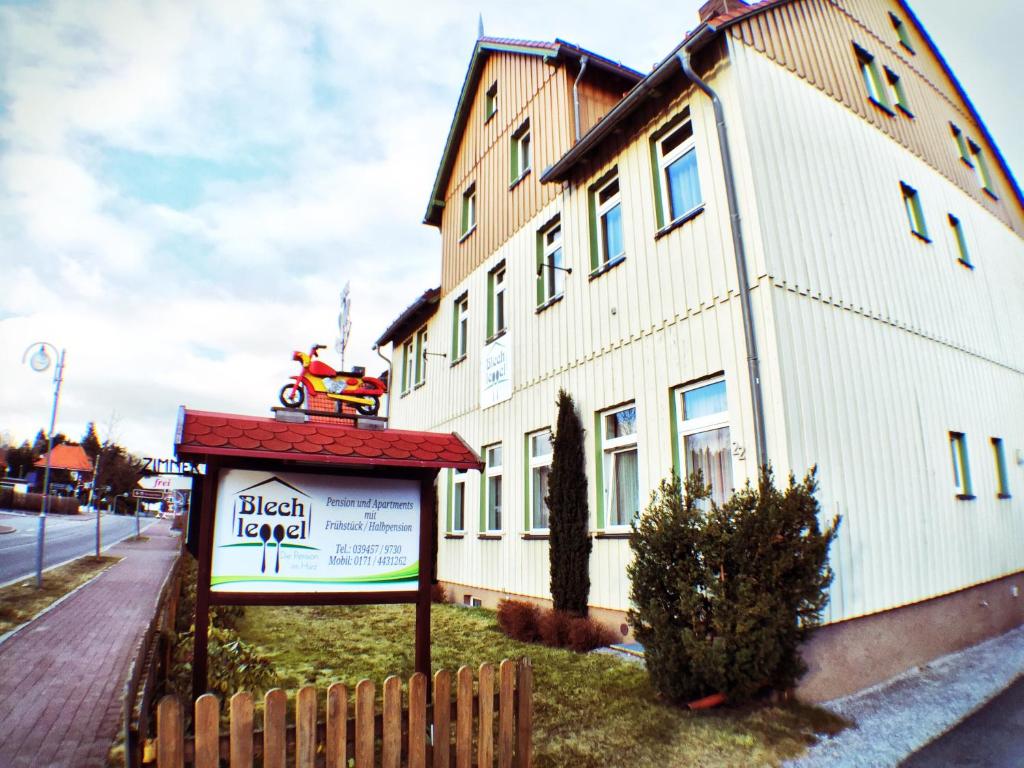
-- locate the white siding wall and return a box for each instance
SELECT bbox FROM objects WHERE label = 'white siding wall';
[729,40,1024,623]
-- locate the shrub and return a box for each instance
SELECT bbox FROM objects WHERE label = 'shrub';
[547,389,591,616]
[566,615,617,652]
[0,491,78,514]
[497,599,541,642]
[538,609,575,648]
[627,467,839,704]
[431,583,450,604]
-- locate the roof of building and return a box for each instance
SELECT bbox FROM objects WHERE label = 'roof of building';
[374,287,440,348]
[174,408,483,471]
[542,0,1023,209]
[423,36,644,227]
[34,443,93,472]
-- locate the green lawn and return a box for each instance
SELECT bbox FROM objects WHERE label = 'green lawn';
[232,603,845,768]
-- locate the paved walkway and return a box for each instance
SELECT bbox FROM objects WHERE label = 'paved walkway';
[0,521,180,767]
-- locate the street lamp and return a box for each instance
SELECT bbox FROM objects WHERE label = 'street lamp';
[21,341,66,588]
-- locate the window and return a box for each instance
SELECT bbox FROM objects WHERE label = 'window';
[884,68,911,115]
[948,215,972,268]
[487,264,506,339]
[653,114,702,228]
[528,430,553,530]
[536,218,564,305]
[967,140,997,197]
[484,444,503,531]
[901,182,929,241]
[889,12,914,53]
[675,378,733,507]
[992,438,1011,498]
[401,339,414,394]
[461,184,477,238]
[601,404,639,528]
[451,294,468,361]
[594,175,624,269]
[951,124,972,166]
[414,326,427,386]
[855,45,891,112]
[949,432,973,498]
[511,120,531,183]
[449,468,467,532]
[485,82,497,121]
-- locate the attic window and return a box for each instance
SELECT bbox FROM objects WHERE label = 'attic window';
[485,82,498,121]
[889,13,914,53]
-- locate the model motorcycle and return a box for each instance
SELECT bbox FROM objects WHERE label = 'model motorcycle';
[279,345,386,416]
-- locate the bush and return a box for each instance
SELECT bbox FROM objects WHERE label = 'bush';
[497,599,541,642]
[566,615,617,652]
[431,583,450,604]
[0,489,78,514]
[538,609,575,648]
[627,467,839,704]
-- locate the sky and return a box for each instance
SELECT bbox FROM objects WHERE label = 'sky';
[1,0,1021,459]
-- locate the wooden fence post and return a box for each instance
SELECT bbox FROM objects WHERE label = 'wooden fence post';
[229,692,253,768]
[433,669,452,768]
[156,695,183,768]
[194,693,220,768]
[326,682,348,768]
[478,663,494,767]
[264,689,287,768]
[455,666,473,768]
[297,685,317,768]
[355,679,375,768]
[409,672,428,768]
[498,660,515,768]
[517,658,532,768]
[382,676,402,768]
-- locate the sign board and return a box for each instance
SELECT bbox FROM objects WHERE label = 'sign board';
[480,335,512,409]
[211,469,419,593]
[132,489,166,500]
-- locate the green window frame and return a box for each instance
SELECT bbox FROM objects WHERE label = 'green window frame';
[599,403,639,529]
[949,432,973,499]
[992,438,1011,499]
[486,263,506,340]
[447,468,468,532]
[948,214,972,268]
[451,294,468,361]
[485,81,497,121]
[481,443,503,532]
[510,119,531,184]
[889,12,914,53]
[855,45,891,112]
[413,326,427,386]
[461,183,477,238]
[951,124,973,167]
[535,217,564,306]
[400,339,413,394]
[901,182,929,241]
[884,68,911,116]
[968,140,997,197]
[525,430,553,531]
[650,111,702,230]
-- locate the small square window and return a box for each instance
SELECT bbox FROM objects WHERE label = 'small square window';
[901,182,929,241]
[511,120,531,183]
[992,438,1011,498]
[461,184,477,238]
[948,215,972,268]
[949,432,973,498]
[889,13,914,53]
[485,82,498,121]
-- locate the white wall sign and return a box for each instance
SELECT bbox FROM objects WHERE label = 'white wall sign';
[210,469,420,593]
[480,335,512,409]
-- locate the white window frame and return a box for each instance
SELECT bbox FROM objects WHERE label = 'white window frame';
[489,266,506,338]
[967,140,996,196]
[596,175,624,266]
[453,295,469,360]
[528,430,553,531]
[602,403,639,529]
[401,339,414,394]
[485,81,497,121]
[884,67,910,115]
[656,118,702,225]
[461,184,477,238]
[511,120,531,182]
[451,468,467,532]
[901,182,929,241]
[540,219,564,304]
[675,377,733,507]
[949,431,972,498]
[855,45,889,110]
[413,326,427,387]
[485,444,503,532]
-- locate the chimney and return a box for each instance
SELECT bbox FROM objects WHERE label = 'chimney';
[698,0,748,23]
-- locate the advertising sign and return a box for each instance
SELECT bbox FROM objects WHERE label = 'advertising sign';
[211,469,420,593]
[480,335,512,409]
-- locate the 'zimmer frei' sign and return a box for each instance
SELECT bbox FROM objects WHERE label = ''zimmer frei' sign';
[211,469,420,593]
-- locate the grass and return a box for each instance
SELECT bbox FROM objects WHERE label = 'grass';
[231,603,847,768]
[0,555,121,635]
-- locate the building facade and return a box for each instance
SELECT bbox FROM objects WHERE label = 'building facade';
[377,0,1024,700]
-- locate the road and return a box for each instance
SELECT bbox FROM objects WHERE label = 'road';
[901,675,1024,767]
[0,511,153,586]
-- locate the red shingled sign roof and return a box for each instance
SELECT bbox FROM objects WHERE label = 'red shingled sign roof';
[174,409,482,471]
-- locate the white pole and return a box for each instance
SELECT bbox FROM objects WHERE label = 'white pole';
[35,348,64,588]
[90,450,101,558]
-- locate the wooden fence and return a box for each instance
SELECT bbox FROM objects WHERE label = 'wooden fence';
[152,658,532,768]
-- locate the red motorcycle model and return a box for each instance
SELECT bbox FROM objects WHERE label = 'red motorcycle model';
[279,345,386,416]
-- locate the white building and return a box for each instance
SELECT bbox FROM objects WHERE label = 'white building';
[377,0,1024,700]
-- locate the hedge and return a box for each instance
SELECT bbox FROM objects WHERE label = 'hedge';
[0,487,80,514]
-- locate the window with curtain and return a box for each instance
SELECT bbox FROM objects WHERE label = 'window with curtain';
[676,378,733,506]
[603,404,639,527]
[528,430,552,529]
[657,119,702,224]
[485,444,503,531]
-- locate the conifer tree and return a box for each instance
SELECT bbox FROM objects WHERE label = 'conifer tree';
[546,389,591,615]
[81,422,101,459]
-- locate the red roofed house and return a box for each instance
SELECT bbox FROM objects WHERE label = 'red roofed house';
[35,443,94,475]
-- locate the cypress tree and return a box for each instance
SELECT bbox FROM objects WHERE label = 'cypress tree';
[546,389,591,616]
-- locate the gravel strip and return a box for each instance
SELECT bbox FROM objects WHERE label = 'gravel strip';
[787,625,1024,767]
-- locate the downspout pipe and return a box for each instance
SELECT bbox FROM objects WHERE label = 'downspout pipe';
[572,55,589,141]
[373,344,393,422]
[677,45,768,470]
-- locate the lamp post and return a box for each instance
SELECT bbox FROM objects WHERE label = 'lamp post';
[21,341,65,588]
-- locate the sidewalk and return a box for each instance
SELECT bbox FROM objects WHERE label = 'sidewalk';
[0,521,180,768]
[787,624,1024,767]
